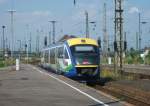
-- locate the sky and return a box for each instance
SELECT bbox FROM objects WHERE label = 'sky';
[0,0,150,51]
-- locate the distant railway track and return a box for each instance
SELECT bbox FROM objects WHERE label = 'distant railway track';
[101,64,150,79]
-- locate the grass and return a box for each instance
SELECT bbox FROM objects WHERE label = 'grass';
[101,68,136,81]
[100,69,116,82]
[0,58,15,68]
[21,57,41,65]
[101,69,115,78]
[0,61,5,68]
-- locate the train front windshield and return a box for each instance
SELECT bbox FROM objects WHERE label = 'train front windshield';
[70,45,99,65]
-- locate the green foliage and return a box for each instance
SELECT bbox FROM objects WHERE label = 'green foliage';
[101,69,117,80]
[125,48,144,64]
[145,51,150,64]
[101,68,136,81]
[0,58,15,68]
[0,61,5,68]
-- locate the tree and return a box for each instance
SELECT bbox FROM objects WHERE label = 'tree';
[125,48,143,64]
[145,51,150,64]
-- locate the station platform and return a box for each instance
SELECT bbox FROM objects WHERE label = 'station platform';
[0,64,130,106]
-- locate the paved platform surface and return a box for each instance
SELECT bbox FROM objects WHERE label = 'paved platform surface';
[0,64,129,106]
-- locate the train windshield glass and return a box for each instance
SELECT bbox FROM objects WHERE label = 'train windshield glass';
[70,45,99,65]
[75,46,96,53]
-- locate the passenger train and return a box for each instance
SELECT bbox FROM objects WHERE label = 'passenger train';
[41,38,100,83]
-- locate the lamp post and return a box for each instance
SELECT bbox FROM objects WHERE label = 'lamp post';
[2,26,5,59]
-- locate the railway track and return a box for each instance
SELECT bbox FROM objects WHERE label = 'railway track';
[91,81,150,106]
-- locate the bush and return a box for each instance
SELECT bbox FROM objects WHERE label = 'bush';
[0,61,5,68]
[0,58,15,68]
[145,51,150,64]
[125,48,144,64]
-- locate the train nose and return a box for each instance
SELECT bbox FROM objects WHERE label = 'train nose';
[76,66,98,76]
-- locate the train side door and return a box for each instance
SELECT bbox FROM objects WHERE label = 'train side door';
[63,46,72,72]
[57,45,72,73]
[41,51,45,64]
[57,46,64,72]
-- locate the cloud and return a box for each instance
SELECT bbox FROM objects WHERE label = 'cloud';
[0,0,7,4]
[129,7,139,14]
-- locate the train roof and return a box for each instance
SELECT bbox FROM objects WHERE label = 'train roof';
[67,38,98,46]
[42,38,98,51]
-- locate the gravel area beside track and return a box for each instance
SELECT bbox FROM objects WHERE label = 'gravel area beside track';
[95,79,150,106]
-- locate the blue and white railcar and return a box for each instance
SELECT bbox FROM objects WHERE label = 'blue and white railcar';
[41,38,100,82]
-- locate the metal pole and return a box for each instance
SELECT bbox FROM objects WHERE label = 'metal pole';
[25,41,28,63]
[119,0,123,73]
[49,31,51,45]
[35,29,40,55]
[2,26,5,59]
[114,0,124,75]
[52,21,55,44]
[29,32,31,54]
[136,32,139,50]
[49,21,56,44]
[139,13,141,51]
[73,0,76,5]
[17,40,21,60]
[8,10,16,58]
[20,40,21,60]
[85,11,89,38]
[103,3,108,57]
[114,0,118,74]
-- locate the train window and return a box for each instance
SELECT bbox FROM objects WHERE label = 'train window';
[58,47,64,58]
[70,45,99,65]
[71,45,97,53]
[64,48,69,59]
[50,48,55,64]
[75,46,95,52]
